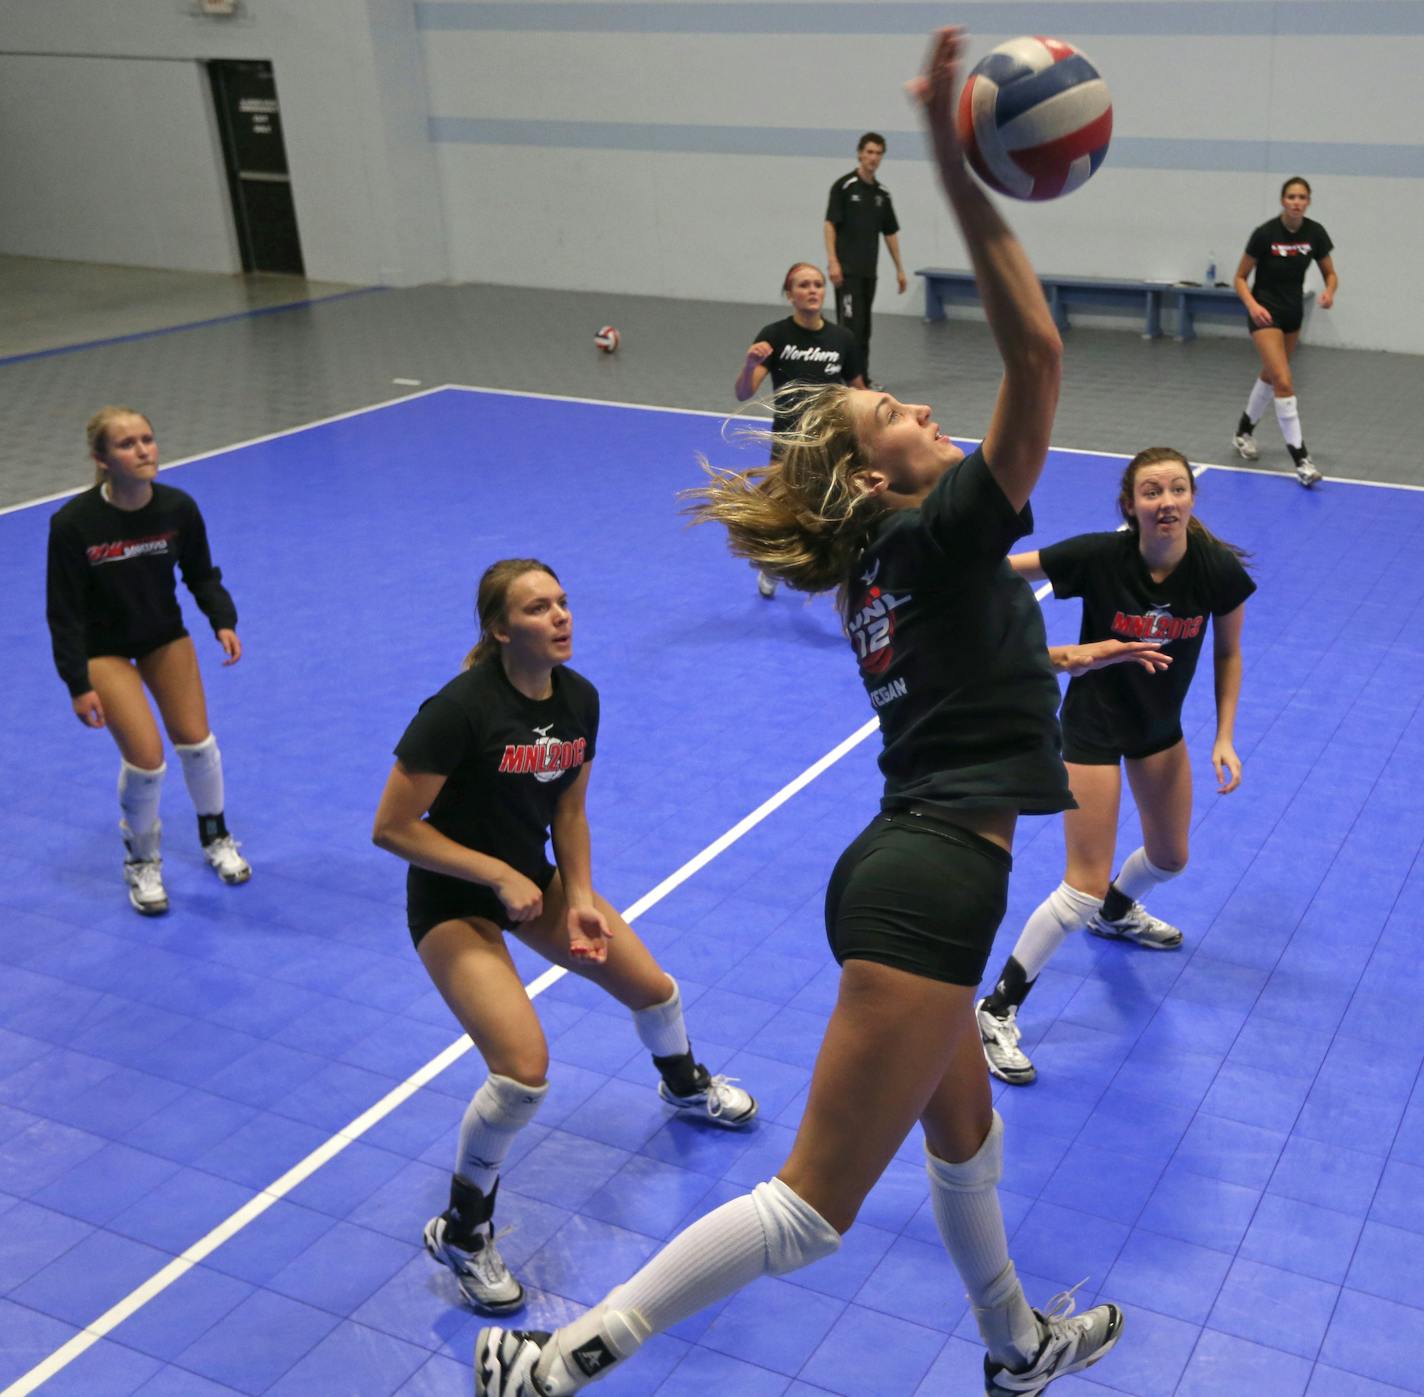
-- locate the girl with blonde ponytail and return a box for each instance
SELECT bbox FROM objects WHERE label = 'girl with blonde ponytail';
[475,30,1130,1396]
[46,406,250,917]
[977,448,1255,1089]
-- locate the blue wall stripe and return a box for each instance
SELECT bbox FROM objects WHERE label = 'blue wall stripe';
[416,1,1424,38]
[427,118,1424,179]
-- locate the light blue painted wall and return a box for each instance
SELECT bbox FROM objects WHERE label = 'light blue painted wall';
[419,1,1424,352]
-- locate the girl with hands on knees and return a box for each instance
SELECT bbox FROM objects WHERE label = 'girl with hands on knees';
[46,406,251,916]
[372,559,756,1318]
[977,449,1254,1088]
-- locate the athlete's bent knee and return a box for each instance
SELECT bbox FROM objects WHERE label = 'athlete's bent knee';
[485,1048,549,1087]
[1146,848,1189,875]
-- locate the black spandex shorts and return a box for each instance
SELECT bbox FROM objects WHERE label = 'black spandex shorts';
[1060,725,1183,766]
[824,803,1013,987]
[407,860,556,948]
[88,627,189,664]
[1248,303,1302,336]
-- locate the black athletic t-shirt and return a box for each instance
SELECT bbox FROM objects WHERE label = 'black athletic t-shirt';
[1245,216,1333,316]
[1041,530,1255,751]
[825,173,900,277]
[46,483,238,696]
[394,660,599,890]
[755,316,863,436]
[845,447,1072,815]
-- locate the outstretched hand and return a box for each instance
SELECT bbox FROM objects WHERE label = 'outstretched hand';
[1061,639,1174,677]
[906,27,967,171]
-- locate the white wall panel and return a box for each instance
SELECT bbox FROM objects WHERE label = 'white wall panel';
[0,55,237,273]
[0,0,446,286]
[420,10,1423,354]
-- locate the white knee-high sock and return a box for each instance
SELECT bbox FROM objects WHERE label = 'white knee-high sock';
[1273,394,1304,449]
[174,733,223,817]
[1008,882,1101,983]
[532,1179,840,1393]
[1112,847,1179,903]
[631,977,691,1059]
[1244,376,1273,425]
[118,760,165,862]
[456,1073,548,1193]
[925,1113,1041,1369]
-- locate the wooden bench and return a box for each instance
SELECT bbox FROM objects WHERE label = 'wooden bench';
[915,268,1312,342]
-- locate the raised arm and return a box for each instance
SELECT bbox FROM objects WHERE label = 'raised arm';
[913,29,1062,512]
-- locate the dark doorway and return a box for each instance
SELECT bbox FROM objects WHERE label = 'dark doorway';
[209,60,304,275]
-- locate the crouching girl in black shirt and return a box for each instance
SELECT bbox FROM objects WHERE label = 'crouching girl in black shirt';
[45,406,251,916]
[372,558,756,1316]
[977,449,1254,1086]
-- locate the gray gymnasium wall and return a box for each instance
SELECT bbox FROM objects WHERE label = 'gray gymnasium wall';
[417,1,1424,355]
[1,2,1419,356]
[0,0,446,288]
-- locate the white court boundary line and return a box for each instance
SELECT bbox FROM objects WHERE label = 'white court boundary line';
[2,714,887,1396]
[0,386,455,518]
[3,382,1396,1386]
[5,575,1068,1395]
[5,381,1418,518]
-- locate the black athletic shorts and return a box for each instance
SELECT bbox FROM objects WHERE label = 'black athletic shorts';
[88,626,189,663]
[406,860,557,948]
[824,803,1013,987]
[1248,302,1302,336]
[1060,725,1184,766]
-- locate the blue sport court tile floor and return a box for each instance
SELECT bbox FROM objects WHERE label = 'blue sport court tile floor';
[1,386,1422,1395]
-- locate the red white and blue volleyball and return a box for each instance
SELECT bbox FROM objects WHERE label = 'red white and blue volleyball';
[956,36,1112,201]
[594,325,620,353]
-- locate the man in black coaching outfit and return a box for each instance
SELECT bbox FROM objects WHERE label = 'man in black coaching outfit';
[824,132,907,386]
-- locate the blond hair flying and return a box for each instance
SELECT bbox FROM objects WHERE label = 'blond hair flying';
[682,382,883,603]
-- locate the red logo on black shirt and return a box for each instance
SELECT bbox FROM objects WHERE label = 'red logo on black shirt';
[1269,242,1312,258]
[497,724,587,784]
[848,562,910,677]
[85,531,177,565]
[1111,607,1203,643]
